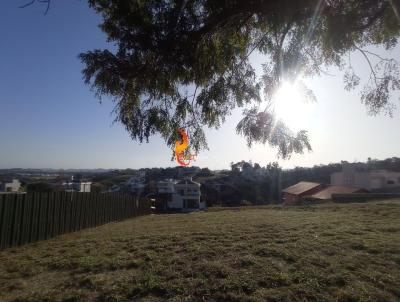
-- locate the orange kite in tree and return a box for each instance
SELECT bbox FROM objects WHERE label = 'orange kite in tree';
[175,128,195,166]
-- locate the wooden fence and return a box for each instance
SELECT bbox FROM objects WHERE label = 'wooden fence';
[0,192,151,250]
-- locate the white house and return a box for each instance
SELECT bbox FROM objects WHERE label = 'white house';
[331,164,400,191]
[0,179,21,192]
[157,179,177,194]
[104,171,146,194]
[63,181,92,192]
[63,175,91,192]
[125,176,146,194]
[156,177,205,211]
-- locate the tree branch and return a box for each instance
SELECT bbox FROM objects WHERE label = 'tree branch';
[354,45,378,85]
[19,0,50,14]
[18,0,35,8]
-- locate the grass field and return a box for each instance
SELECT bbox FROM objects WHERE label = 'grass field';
[0,200,400,302]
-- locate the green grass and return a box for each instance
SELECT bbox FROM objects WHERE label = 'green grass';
[0,200,400,301]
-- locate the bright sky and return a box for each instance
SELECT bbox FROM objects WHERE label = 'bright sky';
[1,1,399,170]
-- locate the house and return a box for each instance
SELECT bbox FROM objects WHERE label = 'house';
[104,172,146,195]
[311,185,369,200]
[0,179,21,192]
[155,177,206,211]
[281,181,323,205]
[125,173,146,194]
[157,179,178,194]
[331,164,400,191]
[63,175,91,192]
[64,181,92,192]
[175,178,205,209]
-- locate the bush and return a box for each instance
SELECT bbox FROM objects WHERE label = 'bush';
[240,200,253,206]
[26,182,54,193]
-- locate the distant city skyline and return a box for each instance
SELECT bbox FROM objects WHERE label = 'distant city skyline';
[1,1,399,170]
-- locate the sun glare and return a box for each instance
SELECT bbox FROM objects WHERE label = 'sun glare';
[272,81,315,132]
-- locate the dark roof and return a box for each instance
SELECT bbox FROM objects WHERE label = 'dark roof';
[311,186,368,200]
[282,182,321,195]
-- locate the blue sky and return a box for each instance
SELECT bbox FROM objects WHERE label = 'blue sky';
[1,1,399,170]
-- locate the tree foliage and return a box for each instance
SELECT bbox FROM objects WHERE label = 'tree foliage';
[39,0,400,158]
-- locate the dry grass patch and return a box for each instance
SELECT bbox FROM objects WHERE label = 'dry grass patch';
[0,200,399,301]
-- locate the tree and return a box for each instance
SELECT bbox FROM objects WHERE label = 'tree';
[26,182,54,193]
[22,0,400,158]
[197,167,213,177]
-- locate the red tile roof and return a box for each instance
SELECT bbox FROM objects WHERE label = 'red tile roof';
[282,182,321,196]
[311,186,367,200]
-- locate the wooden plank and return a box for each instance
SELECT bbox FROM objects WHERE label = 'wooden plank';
[51,192,60,237]
[93,193,97,226]
[0,194,12,249]
[114,193,119,221]
[28,193,37,243]
[122,195,127,219]
[121,194,125,219]
[74,193,80,231]
[44,193,51,240]
[0,195,6,249]
[59,192,66,234]
[13,194,25,246]
[63,192,69,233]
[106,194,111,222]
[33,193,41,242]
[129,195,133,217]
[37,193,47,241]
[134,197,138,217]
[67,192,73,233]
[72,193,78,231]
[111,193,116,221]
[96,193,101,226]
[68,193,74,232]
[57,192,64,235]
[115,193,120,220]
[106,193,111,222]
[93,194,98,227]
[49,192,57,237]
[63,192,70,233]
[7,194,18,248]
[87,194,92,227]
[94,194,98,225]
[129,196,134,217]
[20,194,32,245]
[101,193,106,224]
[75,193,81,231]
[82,193,88,228]
[79,193,86,230]
[49,193,56,239]
[82,195,90,229]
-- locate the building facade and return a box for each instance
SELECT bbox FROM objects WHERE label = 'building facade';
[104,171,146,194]
[155,178,205,211]
[331,165,400,191]
[63,175,92,192]
[0,179,21,192]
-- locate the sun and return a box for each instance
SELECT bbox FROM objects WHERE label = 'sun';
[272,81,315,132]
